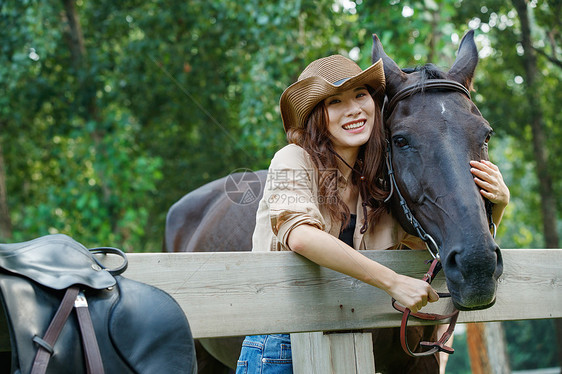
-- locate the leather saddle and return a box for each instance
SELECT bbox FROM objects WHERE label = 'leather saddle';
[0,234,196,374]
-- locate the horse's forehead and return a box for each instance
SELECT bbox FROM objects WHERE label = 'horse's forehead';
[390,93,484,131]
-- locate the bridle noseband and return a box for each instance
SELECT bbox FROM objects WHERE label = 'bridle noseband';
[384,79,496,357]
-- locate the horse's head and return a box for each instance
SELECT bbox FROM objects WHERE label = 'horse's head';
[372,30,503,311]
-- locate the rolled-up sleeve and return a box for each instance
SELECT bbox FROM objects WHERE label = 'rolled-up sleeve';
[264,145,326,249]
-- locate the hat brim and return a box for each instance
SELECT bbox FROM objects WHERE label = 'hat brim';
[280,58,385,133]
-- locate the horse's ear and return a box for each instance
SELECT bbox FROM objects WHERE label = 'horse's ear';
[448,30,479,90]
[372,34,407,97]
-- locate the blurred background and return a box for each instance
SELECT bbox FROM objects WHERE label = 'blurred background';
[0,0,560,372]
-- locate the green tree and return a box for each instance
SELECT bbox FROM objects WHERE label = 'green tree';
[1,0,560,368]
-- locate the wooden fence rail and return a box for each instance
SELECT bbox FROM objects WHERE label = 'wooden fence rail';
[127,248,562,373]
[121,249,562,338]
[2,248,561,372]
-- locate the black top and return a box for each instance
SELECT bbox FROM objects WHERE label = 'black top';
[338,214,357,247]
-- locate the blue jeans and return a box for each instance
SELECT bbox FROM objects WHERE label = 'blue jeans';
[236,334,293,374]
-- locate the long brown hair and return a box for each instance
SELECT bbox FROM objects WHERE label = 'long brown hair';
[285,89,389,232]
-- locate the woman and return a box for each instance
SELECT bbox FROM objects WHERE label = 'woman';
[236,55,509,374]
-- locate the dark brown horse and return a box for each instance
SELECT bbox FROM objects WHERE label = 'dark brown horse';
[165,30,502,373]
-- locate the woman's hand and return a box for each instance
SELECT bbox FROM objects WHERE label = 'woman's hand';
[470,160,509,206]
[470,160,510,225]
[385,274,439,314]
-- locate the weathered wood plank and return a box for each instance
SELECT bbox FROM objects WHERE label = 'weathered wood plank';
[111,248,562,339]
[353,332,376,374]
[290,331,375,374]
[290,332,333,374]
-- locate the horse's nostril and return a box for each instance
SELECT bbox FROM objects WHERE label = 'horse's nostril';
[445,250,460,271]
[494,246,504,278]
[443,251,461,277]
[495,247,502,265]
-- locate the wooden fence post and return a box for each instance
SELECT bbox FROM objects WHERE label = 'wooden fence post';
[291,331,375,374]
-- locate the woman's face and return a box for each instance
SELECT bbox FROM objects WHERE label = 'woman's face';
[323,85,375,156]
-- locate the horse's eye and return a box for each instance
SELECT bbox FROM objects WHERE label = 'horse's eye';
[393,136,409,148]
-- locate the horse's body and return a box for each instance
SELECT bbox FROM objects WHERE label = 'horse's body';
[165,30,502,373]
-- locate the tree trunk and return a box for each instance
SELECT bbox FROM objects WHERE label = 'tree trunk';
[467,323,491,374]
[554,318,562,374]
[0,141,12,240]
[61,0,86,70]
[467,322,511,374]
[511,0,560,249]
[60,0,116,232]
[511,2,561,372]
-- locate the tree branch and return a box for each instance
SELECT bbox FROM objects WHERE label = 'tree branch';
[532,46,562,69]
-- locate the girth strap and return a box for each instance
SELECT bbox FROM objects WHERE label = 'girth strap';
[75,291,105,374]
[31,286,80,374]
[31,287,105,374]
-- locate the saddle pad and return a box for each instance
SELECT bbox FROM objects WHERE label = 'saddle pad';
[0,234,115,290]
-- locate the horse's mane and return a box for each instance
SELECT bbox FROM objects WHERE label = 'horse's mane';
[383,64,449,119]
[402,64,447,84]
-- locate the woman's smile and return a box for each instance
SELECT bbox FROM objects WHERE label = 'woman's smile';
[342,119,367,132]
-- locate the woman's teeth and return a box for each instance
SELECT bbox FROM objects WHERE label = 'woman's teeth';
[343,121,365,130]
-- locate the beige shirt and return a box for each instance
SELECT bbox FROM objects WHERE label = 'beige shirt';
[252,144,425,252]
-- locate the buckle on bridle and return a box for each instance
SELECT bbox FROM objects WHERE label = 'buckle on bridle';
[423,234,440,260]
[420,340,455,354]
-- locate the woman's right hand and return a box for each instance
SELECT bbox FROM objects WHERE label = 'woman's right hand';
[386,273,439,314]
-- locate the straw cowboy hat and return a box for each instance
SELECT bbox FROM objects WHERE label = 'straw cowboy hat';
[279,55,385,132]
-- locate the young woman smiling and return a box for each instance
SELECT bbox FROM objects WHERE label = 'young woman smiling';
[236,54,509,374]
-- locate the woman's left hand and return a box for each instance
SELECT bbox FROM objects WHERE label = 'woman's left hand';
[470,160,510,207]
[470,160,510,226]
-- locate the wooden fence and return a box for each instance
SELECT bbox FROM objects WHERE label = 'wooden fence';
[2,248,561,372]
[125,248,561,373]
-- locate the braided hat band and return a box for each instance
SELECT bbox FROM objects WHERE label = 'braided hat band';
[279,55,385,133]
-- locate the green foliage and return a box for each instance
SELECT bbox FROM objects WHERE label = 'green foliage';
[451,0,562,248]
[504,319,559,369]
[4,0,559,251]
[1,0,560,369]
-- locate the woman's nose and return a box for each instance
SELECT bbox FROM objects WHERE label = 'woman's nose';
[346,101,362,116]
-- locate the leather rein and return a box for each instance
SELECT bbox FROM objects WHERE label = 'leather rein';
[383,79,496,357]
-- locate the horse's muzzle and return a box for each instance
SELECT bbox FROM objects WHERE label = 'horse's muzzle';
[442,243,503,311]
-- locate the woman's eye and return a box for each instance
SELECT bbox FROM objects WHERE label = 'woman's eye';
[328,99,341,105]
[393,136,409,148]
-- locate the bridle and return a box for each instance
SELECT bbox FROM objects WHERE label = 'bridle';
[383,78,496,357]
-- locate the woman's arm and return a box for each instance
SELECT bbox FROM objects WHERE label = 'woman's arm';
[470,160,510,226]
[287,224,439,314]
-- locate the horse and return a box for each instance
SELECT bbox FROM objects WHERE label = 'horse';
[164,30,503,373]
